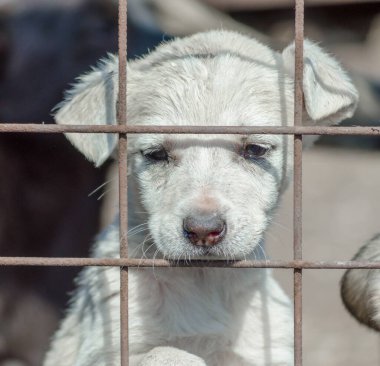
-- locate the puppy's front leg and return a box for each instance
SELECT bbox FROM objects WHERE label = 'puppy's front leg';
[138,347,207,366]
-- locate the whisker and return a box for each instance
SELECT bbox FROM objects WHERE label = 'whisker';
[127,222,149,237]
[128,227,149,238]
[128,222,149,232]
[128,229,151,260]
[97,188,115,201]
[141,237,154,258]
[230,247,236,262]
[152,249,160,280]
[257,243,267,261]
[271,220,291,233]
[265,230,280,246]
[134,234,154,265]
[88,179,114,197]
[130,241,146,259]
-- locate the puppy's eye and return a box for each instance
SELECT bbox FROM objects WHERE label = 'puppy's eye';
[142,148,169,163]
[242,144,269,159]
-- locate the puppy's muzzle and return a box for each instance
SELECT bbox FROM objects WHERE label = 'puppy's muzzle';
[183,214,226,247]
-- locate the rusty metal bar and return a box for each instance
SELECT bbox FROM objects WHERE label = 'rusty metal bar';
[0,257,379,269]
[206,0,379,10]
[0,124,380,135]
[117,0,128,364]
[294,0,304,365]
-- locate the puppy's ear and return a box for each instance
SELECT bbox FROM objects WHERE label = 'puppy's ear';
[54,55,119,167]
[282,40,358,125]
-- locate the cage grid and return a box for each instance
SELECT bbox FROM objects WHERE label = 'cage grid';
[1,0,380,365]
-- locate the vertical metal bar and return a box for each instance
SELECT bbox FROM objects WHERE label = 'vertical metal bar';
[118,0,128,365]
[294,0,304,365]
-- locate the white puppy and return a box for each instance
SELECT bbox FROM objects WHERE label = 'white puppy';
[44,31,358,366]
[341,234,380,332]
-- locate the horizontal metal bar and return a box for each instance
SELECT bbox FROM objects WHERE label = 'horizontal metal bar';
[0,257,379,269]
[0,124,380,136]
[207,0,379,10]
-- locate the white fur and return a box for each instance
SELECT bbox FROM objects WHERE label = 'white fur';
[44,31,358,366]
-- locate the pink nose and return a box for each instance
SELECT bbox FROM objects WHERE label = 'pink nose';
[183,214,226,247]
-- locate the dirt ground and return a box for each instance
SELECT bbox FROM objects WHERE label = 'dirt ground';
[266,146,380,366]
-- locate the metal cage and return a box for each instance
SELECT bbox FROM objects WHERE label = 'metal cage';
[0,1,380,365]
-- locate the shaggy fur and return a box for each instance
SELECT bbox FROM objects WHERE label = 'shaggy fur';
[44,31,358,365]
[341,234,380,331]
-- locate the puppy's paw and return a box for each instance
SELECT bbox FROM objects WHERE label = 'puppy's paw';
[341,234,380,331]
[139,347,207,366]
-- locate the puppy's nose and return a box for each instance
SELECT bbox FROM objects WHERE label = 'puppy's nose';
[183,214,226,247]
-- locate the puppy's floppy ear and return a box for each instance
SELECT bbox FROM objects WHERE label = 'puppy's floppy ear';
[282,40,358,125]
[54,54,119,167]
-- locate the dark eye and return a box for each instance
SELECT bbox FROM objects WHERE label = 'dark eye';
[142,147,169,163]
[242,144,269,159]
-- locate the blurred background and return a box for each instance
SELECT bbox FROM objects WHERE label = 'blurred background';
[0,0,379,365]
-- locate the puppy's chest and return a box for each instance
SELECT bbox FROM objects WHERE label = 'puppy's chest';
[128,268,241,350]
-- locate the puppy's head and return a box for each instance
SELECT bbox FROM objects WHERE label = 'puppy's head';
[56,31,358,259]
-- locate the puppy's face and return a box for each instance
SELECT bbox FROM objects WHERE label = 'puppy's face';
[129,55,293,259]
[133,134,287,259]
[55,31,358,259]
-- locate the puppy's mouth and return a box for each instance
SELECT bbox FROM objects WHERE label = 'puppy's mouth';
[193,246,214,257]
[183,243,233,260]
[152,223,264,260]
[157,243,230,261]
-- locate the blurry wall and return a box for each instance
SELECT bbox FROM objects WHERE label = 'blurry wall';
[0,1,117,364]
